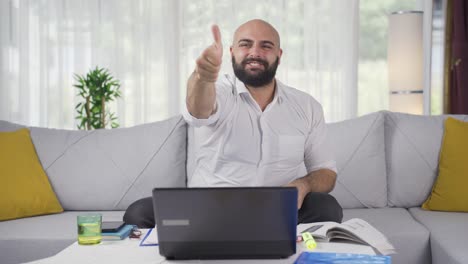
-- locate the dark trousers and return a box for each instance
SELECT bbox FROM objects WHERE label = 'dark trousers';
[123,192,343,228]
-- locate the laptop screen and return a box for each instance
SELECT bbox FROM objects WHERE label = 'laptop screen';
[152,187,297,259]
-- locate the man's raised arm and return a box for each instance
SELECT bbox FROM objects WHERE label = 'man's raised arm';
[186,25,223,119]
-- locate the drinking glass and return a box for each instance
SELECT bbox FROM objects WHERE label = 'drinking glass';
[77,213,102,245]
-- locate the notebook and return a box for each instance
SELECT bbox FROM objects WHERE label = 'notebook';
[152,187,298,260]
[101,224,134,240]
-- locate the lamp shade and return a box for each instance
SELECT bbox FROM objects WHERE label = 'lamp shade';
[388,11,424,114]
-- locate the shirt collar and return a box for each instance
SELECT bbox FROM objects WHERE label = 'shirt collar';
[233,75,283,104]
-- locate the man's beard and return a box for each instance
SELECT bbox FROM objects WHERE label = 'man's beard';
[232,56,279,87]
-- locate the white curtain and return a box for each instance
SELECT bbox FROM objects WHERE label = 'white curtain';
[0,0,358,129]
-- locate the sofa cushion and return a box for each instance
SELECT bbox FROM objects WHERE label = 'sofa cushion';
[409,207,468,264]
[344,208,430,264]
[0,116,187,211]
[384,112,468,208]
[422,117,468,212]
[0,211,124,264]
[327,112,387,208]
[0,128,63,221]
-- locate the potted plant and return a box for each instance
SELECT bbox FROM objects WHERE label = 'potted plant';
[74,67,122,130]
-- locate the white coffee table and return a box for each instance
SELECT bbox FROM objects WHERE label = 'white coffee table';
[25,229,375,264]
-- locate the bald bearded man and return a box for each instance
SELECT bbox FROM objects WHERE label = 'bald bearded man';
[124,20,343,228]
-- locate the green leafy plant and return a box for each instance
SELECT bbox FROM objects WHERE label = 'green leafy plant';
[74,67,122,130]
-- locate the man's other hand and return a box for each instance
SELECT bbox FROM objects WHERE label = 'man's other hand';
[286,169,337,209]
[286,178,309,210]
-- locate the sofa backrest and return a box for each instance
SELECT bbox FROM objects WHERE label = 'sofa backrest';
[384,111,468,208]
[327,111,387,209]
[5,111,466,211]
[0,116,187,211]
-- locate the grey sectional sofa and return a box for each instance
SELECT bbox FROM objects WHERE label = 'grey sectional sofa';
[1,111,467,264]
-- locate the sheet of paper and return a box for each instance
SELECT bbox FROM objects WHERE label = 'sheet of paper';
[140,227,159,246]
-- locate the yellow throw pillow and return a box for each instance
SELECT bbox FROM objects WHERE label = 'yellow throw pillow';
[422,117,468,212]
[0,128,63,221]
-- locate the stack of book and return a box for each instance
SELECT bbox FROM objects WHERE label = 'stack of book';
[101,224,134,240]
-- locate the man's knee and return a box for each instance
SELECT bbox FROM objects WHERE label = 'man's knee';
[123,197,155,228]
[299,192,343,223]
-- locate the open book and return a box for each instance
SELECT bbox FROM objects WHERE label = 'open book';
[297,218,396,255]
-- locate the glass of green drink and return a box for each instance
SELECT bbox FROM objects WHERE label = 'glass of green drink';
[77,213,102,245]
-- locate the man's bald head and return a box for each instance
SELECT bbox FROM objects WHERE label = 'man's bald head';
[230,19,282,88]
[232,19,281,48]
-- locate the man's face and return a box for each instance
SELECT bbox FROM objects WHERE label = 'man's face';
[230,22,282,87]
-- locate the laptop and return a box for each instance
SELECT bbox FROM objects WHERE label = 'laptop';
[152,187,298,260]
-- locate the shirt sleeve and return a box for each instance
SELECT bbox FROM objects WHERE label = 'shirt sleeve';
[182,76,232,128]
[304,103,338,174]
[182,100,220,127]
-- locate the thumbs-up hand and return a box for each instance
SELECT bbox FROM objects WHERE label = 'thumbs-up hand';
[195,25,223,83]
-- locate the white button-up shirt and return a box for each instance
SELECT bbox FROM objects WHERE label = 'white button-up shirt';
[183,74,337,187]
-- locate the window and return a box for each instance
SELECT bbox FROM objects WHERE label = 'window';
[358,0,423,116]
[0,0,433,129]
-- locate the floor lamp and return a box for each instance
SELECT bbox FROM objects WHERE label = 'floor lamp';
[388,11,424,115]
